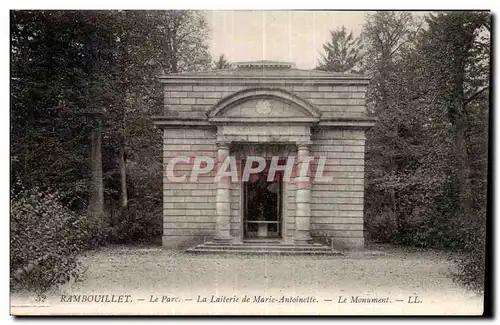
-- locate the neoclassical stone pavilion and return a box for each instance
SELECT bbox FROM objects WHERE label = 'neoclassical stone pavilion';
[153,61,375,251]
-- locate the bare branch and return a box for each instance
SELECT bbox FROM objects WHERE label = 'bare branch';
[464,86,489,107]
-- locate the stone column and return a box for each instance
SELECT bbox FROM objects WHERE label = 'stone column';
[295,142,313,244]
[214,141,232,242]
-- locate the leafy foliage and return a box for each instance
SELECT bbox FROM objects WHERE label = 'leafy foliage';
[11,187,92,292]
[11,9,211,237]
[421,12,490,292]
[359,11,489,291]
[316,26,364,73]
[10,10,212,291]
[212,54,232,70]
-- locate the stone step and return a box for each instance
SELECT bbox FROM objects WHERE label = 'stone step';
[186,241,342,255]
[201,241,325,246]
[186,248,341,255]
[194,245,332,251]
[242,238,282,241]
[190,248,333,254]
[201,243,325,248]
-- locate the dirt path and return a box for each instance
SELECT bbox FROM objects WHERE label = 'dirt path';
[11,244,484,315]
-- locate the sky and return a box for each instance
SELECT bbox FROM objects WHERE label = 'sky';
[205,11,371,70]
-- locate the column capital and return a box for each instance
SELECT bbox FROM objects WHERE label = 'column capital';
[216,140,231,150]
[296,141,312,150]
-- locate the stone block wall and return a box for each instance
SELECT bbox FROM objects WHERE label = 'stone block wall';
[163,83,366,119]
[310,128,366,249]
[162,127,217,247]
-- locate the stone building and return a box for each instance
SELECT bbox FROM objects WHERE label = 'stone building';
[152,61,375,251]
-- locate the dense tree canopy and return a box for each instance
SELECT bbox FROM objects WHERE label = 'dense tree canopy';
[358,11,490,291]
[11,10,212,240]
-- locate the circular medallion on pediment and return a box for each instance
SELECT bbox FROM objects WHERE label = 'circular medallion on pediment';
[255,100,272,115]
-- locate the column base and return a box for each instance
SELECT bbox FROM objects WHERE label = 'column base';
[213,236,233,243]
[294,236,313,245]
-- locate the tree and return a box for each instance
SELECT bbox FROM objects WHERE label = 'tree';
[212,54,232,70]
[11,11,113,211]
[362,12,421,111]
[87,113,105,225]
[11,10,213,242]
[420,11,490,290]
[362,11,429,243]
[158,10,212,74]
[316,26,364,73]
[359,11,490,291]
[422,12,490,216]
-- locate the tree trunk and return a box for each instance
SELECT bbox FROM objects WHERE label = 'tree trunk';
[453,117,472,222]
[117,27,129,215]
[451,60,472,226]
[88,118,104,224]
[119,138,128,209]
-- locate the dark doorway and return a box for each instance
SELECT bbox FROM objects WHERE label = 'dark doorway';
[243,160,283,239]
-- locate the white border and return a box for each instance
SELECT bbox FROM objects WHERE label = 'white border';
[2,2,497,324]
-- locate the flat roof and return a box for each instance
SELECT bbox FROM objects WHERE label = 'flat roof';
[158,60,370,81]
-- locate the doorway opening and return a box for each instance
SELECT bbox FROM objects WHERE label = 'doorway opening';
[242,159,283,239]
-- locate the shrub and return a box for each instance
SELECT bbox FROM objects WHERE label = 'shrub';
[454,246,485,292]
[452,206,486,292]
[10,188,92,292]
[106,165,163,245]
[364,208,398,243]
[107,200,162,245]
